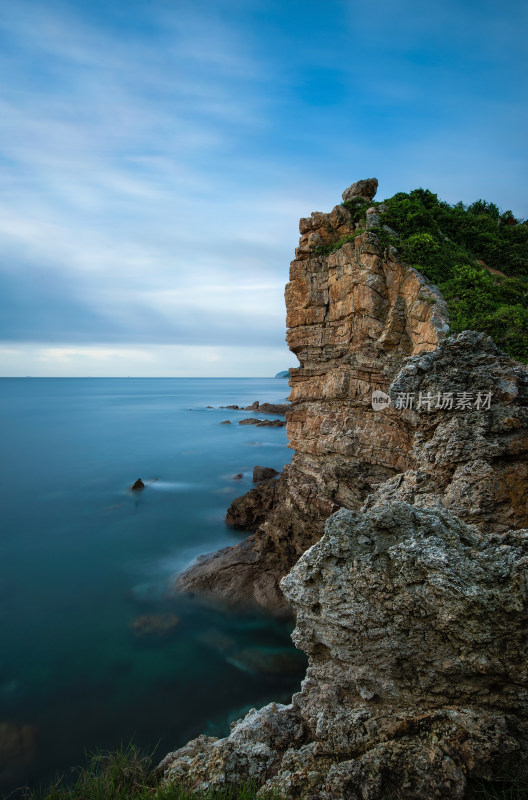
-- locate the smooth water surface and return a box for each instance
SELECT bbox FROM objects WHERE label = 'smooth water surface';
[0,378,303,793]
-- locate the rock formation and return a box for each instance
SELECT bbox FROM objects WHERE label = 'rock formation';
[161,503,528,798]
[175,178,451,614]
[163,179,528,797]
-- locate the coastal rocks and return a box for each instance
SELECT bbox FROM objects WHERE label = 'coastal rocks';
[175,464,339,615]
[364,330,528,532]
[220,420,231,425]
[238,418,286,427]
[161,503,528,798]
[252,467,279,483]
[176,180,450,613]
[225,480,279,531]
[131,478,145,490]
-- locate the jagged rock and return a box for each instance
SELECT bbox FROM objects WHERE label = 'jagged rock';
[174,465,338,615]
[161,504,528,798]
[220,420,231,425]
[364,331,528,532]
[131,478,145,491]
[257,403,290,415]
[342,177,378,203]
[252,467,279,483]
[175,183,449,613]
[232,473,243,480]
[243,402,290,414]
[238,418,262,426]
[225,480,279,531]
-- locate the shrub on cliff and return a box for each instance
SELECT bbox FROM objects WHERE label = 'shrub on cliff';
[377,188,528,362]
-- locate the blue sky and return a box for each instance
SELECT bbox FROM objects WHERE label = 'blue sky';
[1,0,527,376]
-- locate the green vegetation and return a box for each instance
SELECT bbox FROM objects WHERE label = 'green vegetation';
[313,229,363,256]
[374,188,528,363]
[470,772,528,799]
[17,746,279,800]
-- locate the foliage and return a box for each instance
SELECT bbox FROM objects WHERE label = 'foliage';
[313,231,362,256]
[380,188,528,278]
[342,197,373,223]
[377,188,528,362]
[17,745,281,800]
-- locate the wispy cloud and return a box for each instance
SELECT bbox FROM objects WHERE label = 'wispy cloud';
[0,0,526,375]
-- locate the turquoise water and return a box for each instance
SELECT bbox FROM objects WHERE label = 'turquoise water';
[0,378,303,793]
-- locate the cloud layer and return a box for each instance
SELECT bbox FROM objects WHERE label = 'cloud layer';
[1,0,526,375]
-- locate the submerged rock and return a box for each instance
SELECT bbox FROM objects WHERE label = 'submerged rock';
[131,613,180,637]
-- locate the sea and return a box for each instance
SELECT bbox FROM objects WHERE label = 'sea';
[0,377,305,794]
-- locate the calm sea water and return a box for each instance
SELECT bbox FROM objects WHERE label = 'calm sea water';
[0,378,304,794]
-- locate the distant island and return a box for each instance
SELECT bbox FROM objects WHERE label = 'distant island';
[274,370,290,378]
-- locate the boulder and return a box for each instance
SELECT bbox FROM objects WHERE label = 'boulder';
[161,503,528,798]
[252,466,279,482]
[131,478,145,491]
[342,177,378,203]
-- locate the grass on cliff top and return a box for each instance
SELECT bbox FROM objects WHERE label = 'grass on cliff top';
[373,188,528,363]
[10,745,528,800]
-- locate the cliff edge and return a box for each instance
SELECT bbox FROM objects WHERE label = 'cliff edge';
[175,179,527,614]
[161,180,528,797]
[175,179,452,614]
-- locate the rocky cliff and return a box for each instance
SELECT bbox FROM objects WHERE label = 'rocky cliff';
[163,179,528,797]
[176,179,453,614]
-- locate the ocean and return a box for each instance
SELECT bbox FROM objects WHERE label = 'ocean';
[0,377,304,793]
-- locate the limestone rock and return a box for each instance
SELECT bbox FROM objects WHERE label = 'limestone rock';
[161,504,528,798]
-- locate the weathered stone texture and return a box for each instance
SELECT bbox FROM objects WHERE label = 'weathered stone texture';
[161,504,528,798]
[175,181,449,614]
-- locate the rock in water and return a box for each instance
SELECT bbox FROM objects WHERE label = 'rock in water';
[160,503,528,798]
[131,478,145,490]
[252,466,279,482]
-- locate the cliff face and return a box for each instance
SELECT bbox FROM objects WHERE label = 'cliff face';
[176,179,451,614]
[163,180,528,798]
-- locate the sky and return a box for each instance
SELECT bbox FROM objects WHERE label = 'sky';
[0,0,527,377]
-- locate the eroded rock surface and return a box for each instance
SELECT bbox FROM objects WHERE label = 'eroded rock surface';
[161,504,528,798]
[175,180,450,613]
[365,330,528,532]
